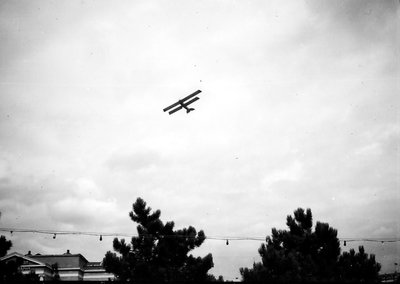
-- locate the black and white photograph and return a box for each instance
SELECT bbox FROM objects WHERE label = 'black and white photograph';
[0,0,398,282]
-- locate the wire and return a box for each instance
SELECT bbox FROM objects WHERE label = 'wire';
[1,227,399,244]
[0,228,132,238]
[341,238,400,243]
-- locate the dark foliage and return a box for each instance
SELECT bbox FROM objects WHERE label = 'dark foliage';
[240,208,381,283]
[103,197,214,282]
[0,235,12,257]
[337,246,381,282]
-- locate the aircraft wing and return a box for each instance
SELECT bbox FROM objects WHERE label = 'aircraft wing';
[183,97,199,107]
[181,89,201,102]
[163,90,201,112]
[167,97,200,115]
[168,106,183,115]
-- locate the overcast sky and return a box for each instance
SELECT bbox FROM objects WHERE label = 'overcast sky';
[0,0,398,280]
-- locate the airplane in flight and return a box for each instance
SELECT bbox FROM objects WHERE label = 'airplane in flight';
[163,90,202,115]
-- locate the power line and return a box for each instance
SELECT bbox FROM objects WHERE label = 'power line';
[1,227,399,244]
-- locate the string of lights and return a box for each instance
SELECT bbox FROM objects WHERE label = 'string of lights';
[1,227,399,245]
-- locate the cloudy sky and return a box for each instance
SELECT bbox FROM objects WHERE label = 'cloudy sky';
[0,0,398,280]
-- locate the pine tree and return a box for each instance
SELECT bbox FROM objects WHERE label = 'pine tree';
[337,246,381,282]
[0,235,12,257]
[103,198,214,282]
[240,208,381,283]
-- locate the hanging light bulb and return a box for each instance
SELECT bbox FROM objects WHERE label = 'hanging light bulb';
[99,235,102,241]
[53,233,56,239]
[226,239,229,245]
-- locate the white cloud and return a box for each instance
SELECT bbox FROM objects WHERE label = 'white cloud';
[261,160,304,187]
[49,197,121,229]
[354,142,382,156]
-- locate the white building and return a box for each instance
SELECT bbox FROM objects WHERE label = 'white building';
[0,250,115,281]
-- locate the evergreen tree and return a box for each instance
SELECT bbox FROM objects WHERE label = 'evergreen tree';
[240,208,381,283]
[103,197,214,282]
[0,235,13,283]
[0,235,12,257]
[337,246,381,282]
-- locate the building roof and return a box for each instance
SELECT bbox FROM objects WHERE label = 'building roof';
[29,251,89,269]
[0,252,51,269]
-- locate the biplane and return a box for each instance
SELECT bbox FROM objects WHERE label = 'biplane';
[163,90,202,115]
